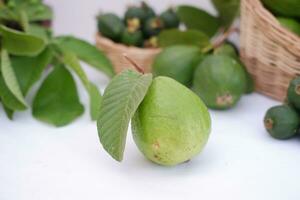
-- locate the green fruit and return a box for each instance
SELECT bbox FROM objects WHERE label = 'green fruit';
[262,0,300,17]
[143,17,164,38]
[214,43,254,94]
[97,13,125,42]
[125,2,155,24]
[153,45,203,87]
[160,9,180,29]
[193,55,247,110]
[264,105,299,139]
[277,17,300,36]
[121,29,143,47]
[141,1,156,20]
[132,77,211,166]
[287,77,300,110]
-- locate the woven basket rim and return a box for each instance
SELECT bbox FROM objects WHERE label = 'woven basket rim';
[96,33,161,54]
[245,0,300,54]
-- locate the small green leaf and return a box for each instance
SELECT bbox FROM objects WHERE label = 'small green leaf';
[89,82,102,121]
[0,74,27,110]
[32,65,84,127]
[54,36,115,77]
[212,0,240,28]
[0,25,46,56]
[11,47,53,95]
[158,29,211,50]
[25,4,53,21]
[28,24,51,42]
[177,5,220,37]
[97,70,153,161]
[3,104,14,120]
[61,50,103,121]
[1,49,27,106]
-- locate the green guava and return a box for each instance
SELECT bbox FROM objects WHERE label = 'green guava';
[97,13,125,42]
[193,55,247,110]
[287,77,300,110]
[152,45,203,87]
[264,105,299,139]
[131,77,211,166]
[143,17,164,38]
[121,29,143,47]
[160,8,180,29]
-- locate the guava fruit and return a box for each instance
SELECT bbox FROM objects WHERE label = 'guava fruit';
[214,43,254,94]
[126,18,141,33]
[124,2,155,25]
[193,55,247,110]
[152,45,203,87]
[97,13,125,42]
[262,0,300,17]
[264,105,299,139]
[131,77,211,166]
[143,17,164,38]
[121,29,143,47]
[287,77,300,110]
[160,8,180,29]
[277,17,300,36]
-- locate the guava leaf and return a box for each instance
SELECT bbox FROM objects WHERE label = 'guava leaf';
[158,29,212,50]
[11,47,53,95]
[97,70,152,161]
[0,74,27,111]
[3,104,14,120]
[1,50,27,107]
[0,25,46,56]
[61,50,103,121]
[212,0,240,28]
[23,3,53,21]
[54,36,115,77]
[176,5,220,37]
[28,24,51,42]
[32,65,84,127]
[89,82,102,121]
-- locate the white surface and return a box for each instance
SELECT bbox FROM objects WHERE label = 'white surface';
[1,1,300,200]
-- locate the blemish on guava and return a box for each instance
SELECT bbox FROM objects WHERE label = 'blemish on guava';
[264,118,273,130]
[295,84,300,95]
[152,141,160,150]
[216,93,233,106]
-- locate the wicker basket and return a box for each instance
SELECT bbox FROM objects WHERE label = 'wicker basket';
[96,34,161,74]
[240,0,300,101]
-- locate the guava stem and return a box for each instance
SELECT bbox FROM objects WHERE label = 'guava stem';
[212,27,239,50]
[123,54,145,74]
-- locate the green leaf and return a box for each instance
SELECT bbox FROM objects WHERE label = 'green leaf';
[89,82,102,121]
[177,5,220,37]
[0,74,27,110]
[25,4,53,21]
[54,36,115,77]
[0,25,46,56]
[20,10,29,32]
[27,24,51,42]
[11,47,53,95]
[1,50,27,106]
[158,29,212,50]
[32,65,84,127]
[61,50,103,121]
[97,70,153,161]
[3,104,14,120]
[212,0,240,28]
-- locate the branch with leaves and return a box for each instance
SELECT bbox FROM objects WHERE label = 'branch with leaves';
[0,0,114,126]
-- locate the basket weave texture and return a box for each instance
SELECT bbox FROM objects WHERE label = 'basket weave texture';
[96,34,161,74]
[240,0,300,101]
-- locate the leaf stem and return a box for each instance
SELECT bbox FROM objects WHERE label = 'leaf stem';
[123,54,145,74]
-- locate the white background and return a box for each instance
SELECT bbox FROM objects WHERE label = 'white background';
[1,1,300,200]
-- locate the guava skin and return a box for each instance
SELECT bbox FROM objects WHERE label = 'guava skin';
[131,77,211,166]
[193,55,247,110]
